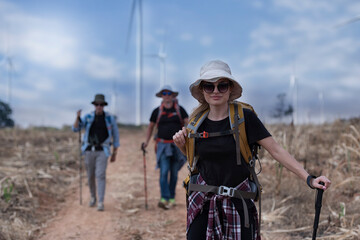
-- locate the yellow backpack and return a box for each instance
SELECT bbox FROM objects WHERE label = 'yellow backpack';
[183,101,262,201]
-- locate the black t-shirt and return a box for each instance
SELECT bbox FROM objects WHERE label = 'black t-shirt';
[150,105,188,140]
[195,109,271,187]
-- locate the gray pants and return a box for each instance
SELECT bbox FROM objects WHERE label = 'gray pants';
[84,151,108,203]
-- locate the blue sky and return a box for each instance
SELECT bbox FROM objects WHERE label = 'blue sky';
[0,0,359,127]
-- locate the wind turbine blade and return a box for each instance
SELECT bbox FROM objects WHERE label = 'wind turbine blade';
[334,15,360,28]
[125,0,136,53]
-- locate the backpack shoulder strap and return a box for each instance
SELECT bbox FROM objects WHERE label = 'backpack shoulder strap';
[173,99,184,127]
[156,103,164,127]
[185,109,209,172]
[229,102,253,164]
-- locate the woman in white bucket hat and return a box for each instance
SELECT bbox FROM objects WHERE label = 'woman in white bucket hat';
[173,60,331,239]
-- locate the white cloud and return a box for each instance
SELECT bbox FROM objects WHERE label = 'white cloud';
[240,53,275,68]
[180,33,193,41]
[250,24,286,49]
[273,0,334,12]
[12,87,40,101]
[199,36,213,47]
[251,1,264,9]
[25,73,55,91]
[0,4,79,70]
[17,29,78,69]
[83,54,123,80]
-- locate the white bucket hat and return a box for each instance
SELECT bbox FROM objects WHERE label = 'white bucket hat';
[155,85,179,98]
[189,60,242,103]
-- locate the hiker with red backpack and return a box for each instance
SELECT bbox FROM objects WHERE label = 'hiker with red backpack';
[173,60,331,239]
[142,85,189,209]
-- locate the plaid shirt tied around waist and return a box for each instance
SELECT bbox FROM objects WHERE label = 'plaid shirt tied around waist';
[187,175,260,240]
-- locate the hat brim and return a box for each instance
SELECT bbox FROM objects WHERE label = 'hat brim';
[91,101,108,105]
[190,74,242,103]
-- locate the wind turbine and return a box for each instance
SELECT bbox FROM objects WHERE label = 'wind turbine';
[146,42,167,88]
[289,64,298,125]
[6,57,13,104]
[111,80,118,119]
[126,0,143,126]
[334,15,360,28]
[318,91,324,124]
[0,50,14,105]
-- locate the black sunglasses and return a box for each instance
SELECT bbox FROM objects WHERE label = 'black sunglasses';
[94,103,105,107]
[201,82,230,93]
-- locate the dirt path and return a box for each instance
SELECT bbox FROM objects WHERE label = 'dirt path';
[39,128,188,240]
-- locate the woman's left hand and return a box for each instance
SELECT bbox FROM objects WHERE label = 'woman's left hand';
[312,176,331,190]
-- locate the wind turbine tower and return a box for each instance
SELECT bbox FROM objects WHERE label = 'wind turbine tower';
[318,91,324,124]
[158,43,166,88]
[289,73,298,125]
[126,0,143,126]
[6,57,13,104]
[0,47,13,105]
[146,42,167,88]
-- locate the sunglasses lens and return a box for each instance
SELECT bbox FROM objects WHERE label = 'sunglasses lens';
[202,83,215,93]
[217,83,229,93]
[162,91,172,96]
[202,82,229,93]
[95,103,104,106]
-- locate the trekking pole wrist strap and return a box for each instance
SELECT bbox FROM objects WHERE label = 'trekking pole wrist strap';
[307,175,316,189]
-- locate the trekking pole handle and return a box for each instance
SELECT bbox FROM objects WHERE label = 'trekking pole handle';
[315,182,325,208]
[141,142,147,155]
[312,181,325,240]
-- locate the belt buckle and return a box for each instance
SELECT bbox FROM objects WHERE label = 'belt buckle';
[91,146,95,152]
[218,185,235,197]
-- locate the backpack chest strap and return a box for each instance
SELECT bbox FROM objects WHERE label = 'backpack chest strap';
[188,129,235,139]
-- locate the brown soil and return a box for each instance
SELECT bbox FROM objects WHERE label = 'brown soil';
[37,128,188,240]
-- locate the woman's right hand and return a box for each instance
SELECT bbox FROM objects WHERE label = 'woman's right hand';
[173,127,187,154]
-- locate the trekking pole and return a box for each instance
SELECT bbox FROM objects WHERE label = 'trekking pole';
[312,182,325,240]
[141,143,148,210]
[78,115,83,205]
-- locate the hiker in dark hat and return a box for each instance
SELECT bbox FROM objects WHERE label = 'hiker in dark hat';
[142,85,189,209]
[173,60,331,239]
[72,94,120,211]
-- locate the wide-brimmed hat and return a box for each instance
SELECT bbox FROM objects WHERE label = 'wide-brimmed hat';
[189,60,242,103]
[155,85,179,98]
[91,94,108,105]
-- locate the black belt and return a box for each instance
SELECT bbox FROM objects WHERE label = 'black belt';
[188,183,256,200]
[85,145,103,151]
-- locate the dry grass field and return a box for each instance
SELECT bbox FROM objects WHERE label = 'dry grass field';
[0,119,359,240]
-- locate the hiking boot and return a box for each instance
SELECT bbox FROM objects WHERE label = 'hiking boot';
[157,198,169,210]
[97,202,104,211]
[168,198,176,208]
[89,197,96,207]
